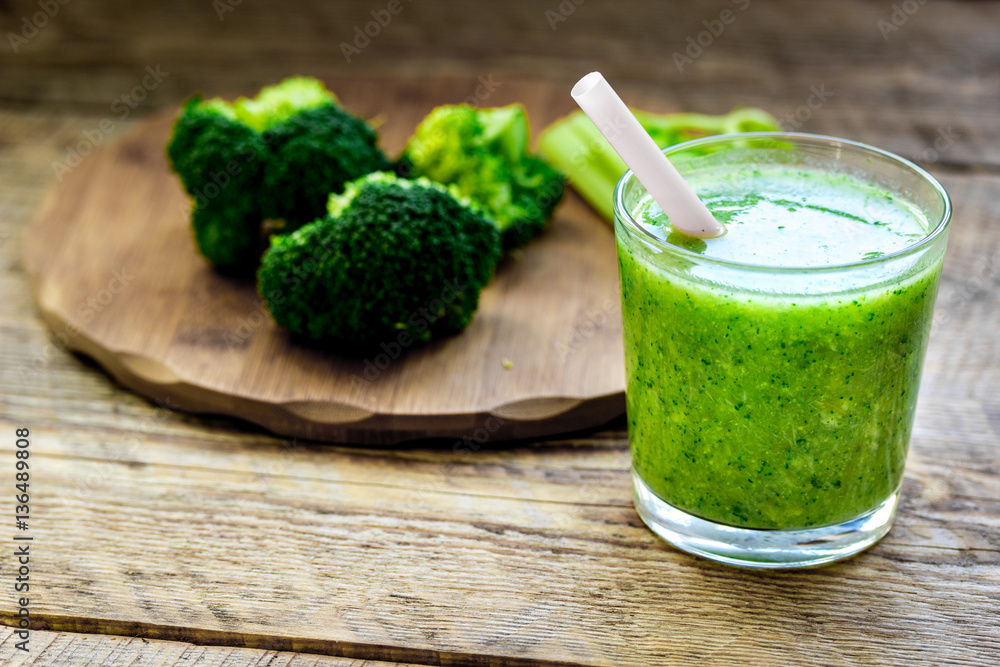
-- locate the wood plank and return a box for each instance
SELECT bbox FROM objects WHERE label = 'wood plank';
[2,1,1000,664]
[0,410,997,666]
[920,173,1000,403]
[3,102,1000,667]
[1,0,998,169]
[0,627,423,666]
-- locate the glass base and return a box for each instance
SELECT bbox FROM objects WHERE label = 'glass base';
[633,470,899,569]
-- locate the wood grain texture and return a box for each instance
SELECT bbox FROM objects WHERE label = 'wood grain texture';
[0,627,421,667]
[1,0,998,168]
[0,407,998,666]
[21,78,626,445]
[2,0,1000,665]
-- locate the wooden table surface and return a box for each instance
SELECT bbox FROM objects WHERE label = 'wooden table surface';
[1,1,998,665]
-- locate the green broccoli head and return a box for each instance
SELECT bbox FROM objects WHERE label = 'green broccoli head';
[257,172,502,347]
[166,95,266,206]
[259,103,392,226]
[400,104,564,249]
[230,76,336,131]
[191,199,262,271]
[166,77,390,271]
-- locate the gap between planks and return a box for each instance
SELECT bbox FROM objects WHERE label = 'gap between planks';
[0,618,592,667]
[0,626,412,667]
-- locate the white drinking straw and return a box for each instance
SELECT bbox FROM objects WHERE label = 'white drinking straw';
[571,72,725,238]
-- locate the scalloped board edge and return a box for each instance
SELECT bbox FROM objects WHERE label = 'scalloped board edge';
[26,283,625,445]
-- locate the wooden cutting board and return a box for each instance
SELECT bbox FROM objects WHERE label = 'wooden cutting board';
[23,77,626,444]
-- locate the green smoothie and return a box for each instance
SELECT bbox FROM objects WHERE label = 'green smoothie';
[618,164,944,530]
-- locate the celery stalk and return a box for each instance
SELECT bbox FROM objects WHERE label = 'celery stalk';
[537,107,782,223]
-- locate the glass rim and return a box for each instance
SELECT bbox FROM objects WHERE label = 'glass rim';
[612,131,953,273]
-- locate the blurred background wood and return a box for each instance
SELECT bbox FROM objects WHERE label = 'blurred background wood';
[1,0,998,665]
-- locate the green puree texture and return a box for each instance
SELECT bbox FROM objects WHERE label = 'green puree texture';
[620,167,943,530]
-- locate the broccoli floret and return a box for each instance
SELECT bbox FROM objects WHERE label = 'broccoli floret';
[191,199,262,269]
[260,103,391,226]
[257,172,502,347]
[167,96,265,209]
[399,104,564,250]
[166,77,390,272]
[230,76,335,130]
